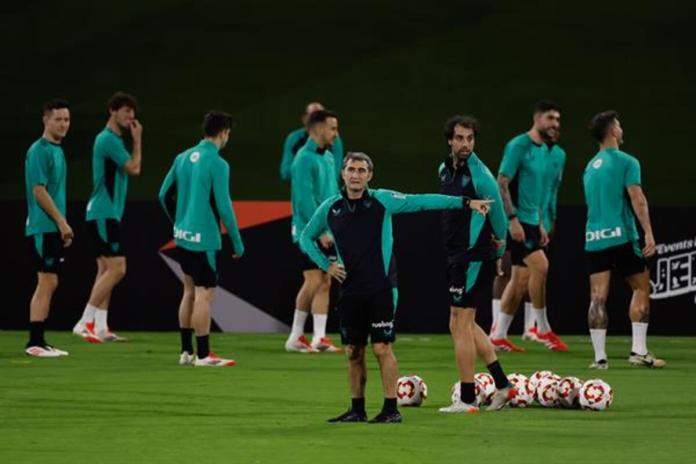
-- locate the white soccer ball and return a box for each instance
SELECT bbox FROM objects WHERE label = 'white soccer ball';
[557,377,584,409]
[579,379,613,411]
[507,373,533,408]
[474,372,496,406]
[529,370,560,400]
[536,376,560,407]
[397,375,428,407]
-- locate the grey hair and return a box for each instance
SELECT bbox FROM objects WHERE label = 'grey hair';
[343,151,374,171]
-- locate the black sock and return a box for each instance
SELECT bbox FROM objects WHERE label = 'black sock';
[382,397,397,413]
[196,335,210,359]
[180,328,194,354]
[460,382,476,404]
[487,360,510,389]
[28,321,46,347]
[351,397,366,413]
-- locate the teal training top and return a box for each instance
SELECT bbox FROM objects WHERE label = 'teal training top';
[498,133,547,225]
[24,137,67,236]
[158,140,244,254]
[280,127,344,181]
[86,128,131,221]
[290,138,339,242]
[583,148,641,251]
[541,144,566,232]
[300,188,464,282]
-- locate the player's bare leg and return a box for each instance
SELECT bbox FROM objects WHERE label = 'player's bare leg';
[526,249,566,351]
[26,272,67,357]
[84,256,126,340]
[491,265,527,351]
[369,342,401,423]
[178,274,195,364]
[441,307,479,413]
[192,286,234,367]
[328,345,367,422]
[310,273,340,351]
[626,269,665,368]
[490,252,511,334]
[73,258,107,341]
[588,271,610,369]
[286,269,323,352]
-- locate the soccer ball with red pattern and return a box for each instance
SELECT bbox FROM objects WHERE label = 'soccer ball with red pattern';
[507,373,534,408]
[557,377,583,409]
[530,371,561,401]
[579,379,613,411]
[397,375,428,407]
[474,372,496,405]
[536,376,560,407]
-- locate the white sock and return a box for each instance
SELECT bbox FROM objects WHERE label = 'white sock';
[94,309,108,335]
[631,322,649,355]
[523,302,534,332]
[491,299,501,328]
[78,304,98,325]
[590,329,607,362]
[534,307,551,333]
[290,310,309,339]
[493,313,514,339]
[312,314,328,341]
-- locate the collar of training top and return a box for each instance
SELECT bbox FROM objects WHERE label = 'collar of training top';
[305,137,329,155]
[340,187,371,202]
[444,153,474,170]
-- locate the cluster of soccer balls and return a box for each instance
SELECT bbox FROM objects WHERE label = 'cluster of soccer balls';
[505,371,613,411]
[396,371,613,411]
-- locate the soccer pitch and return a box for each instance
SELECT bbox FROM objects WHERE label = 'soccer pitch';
[1,333,694,463]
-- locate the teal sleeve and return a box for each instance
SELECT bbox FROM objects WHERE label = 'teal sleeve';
[212,161,245,256]
[279,133,295,181]
[477,168,508,257]
[291,155,319,226]
[105,136,131,168]
[26,147,50,187]
[548,151,566,223]
[374,189,464,215]
[498,141,523,179]
[625,157,641,187]
[332,135,344,180]
[299,200,332,271]
[158,163,176,224]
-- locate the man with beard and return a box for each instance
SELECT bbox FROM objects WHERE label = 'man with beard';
[72,92,143,343]
[490,100,568,352]
[437,115,517,413]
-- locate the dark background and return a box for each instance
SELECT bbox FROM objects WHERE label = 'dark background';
[1,0,694,204]
[2,1,694,334]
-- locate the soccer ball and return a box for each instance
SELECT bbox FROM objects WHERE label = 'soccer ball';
[474,372,496,405]
[536,376,560,407]
[529,370,560,400]
[557,377,584,409]
[579,379,613,411]
[507,373,533,408]
[397,375,428,407]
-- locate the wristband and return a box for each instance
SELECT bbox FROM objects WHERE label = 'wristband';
[507,213,517,220]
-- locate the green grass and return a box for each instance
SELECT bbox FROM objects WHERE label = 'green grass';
[1,332,694,463]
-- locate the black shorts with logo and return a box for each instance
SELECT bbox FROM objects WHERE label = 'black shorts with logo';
[28,232,65,274]
[447,259,495,309]
[88,219,125,258]
[586,242,647,277]
[508,222,543,266]
[296,242,337,271]
[178,247,219,288]
[338,288,396,346]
